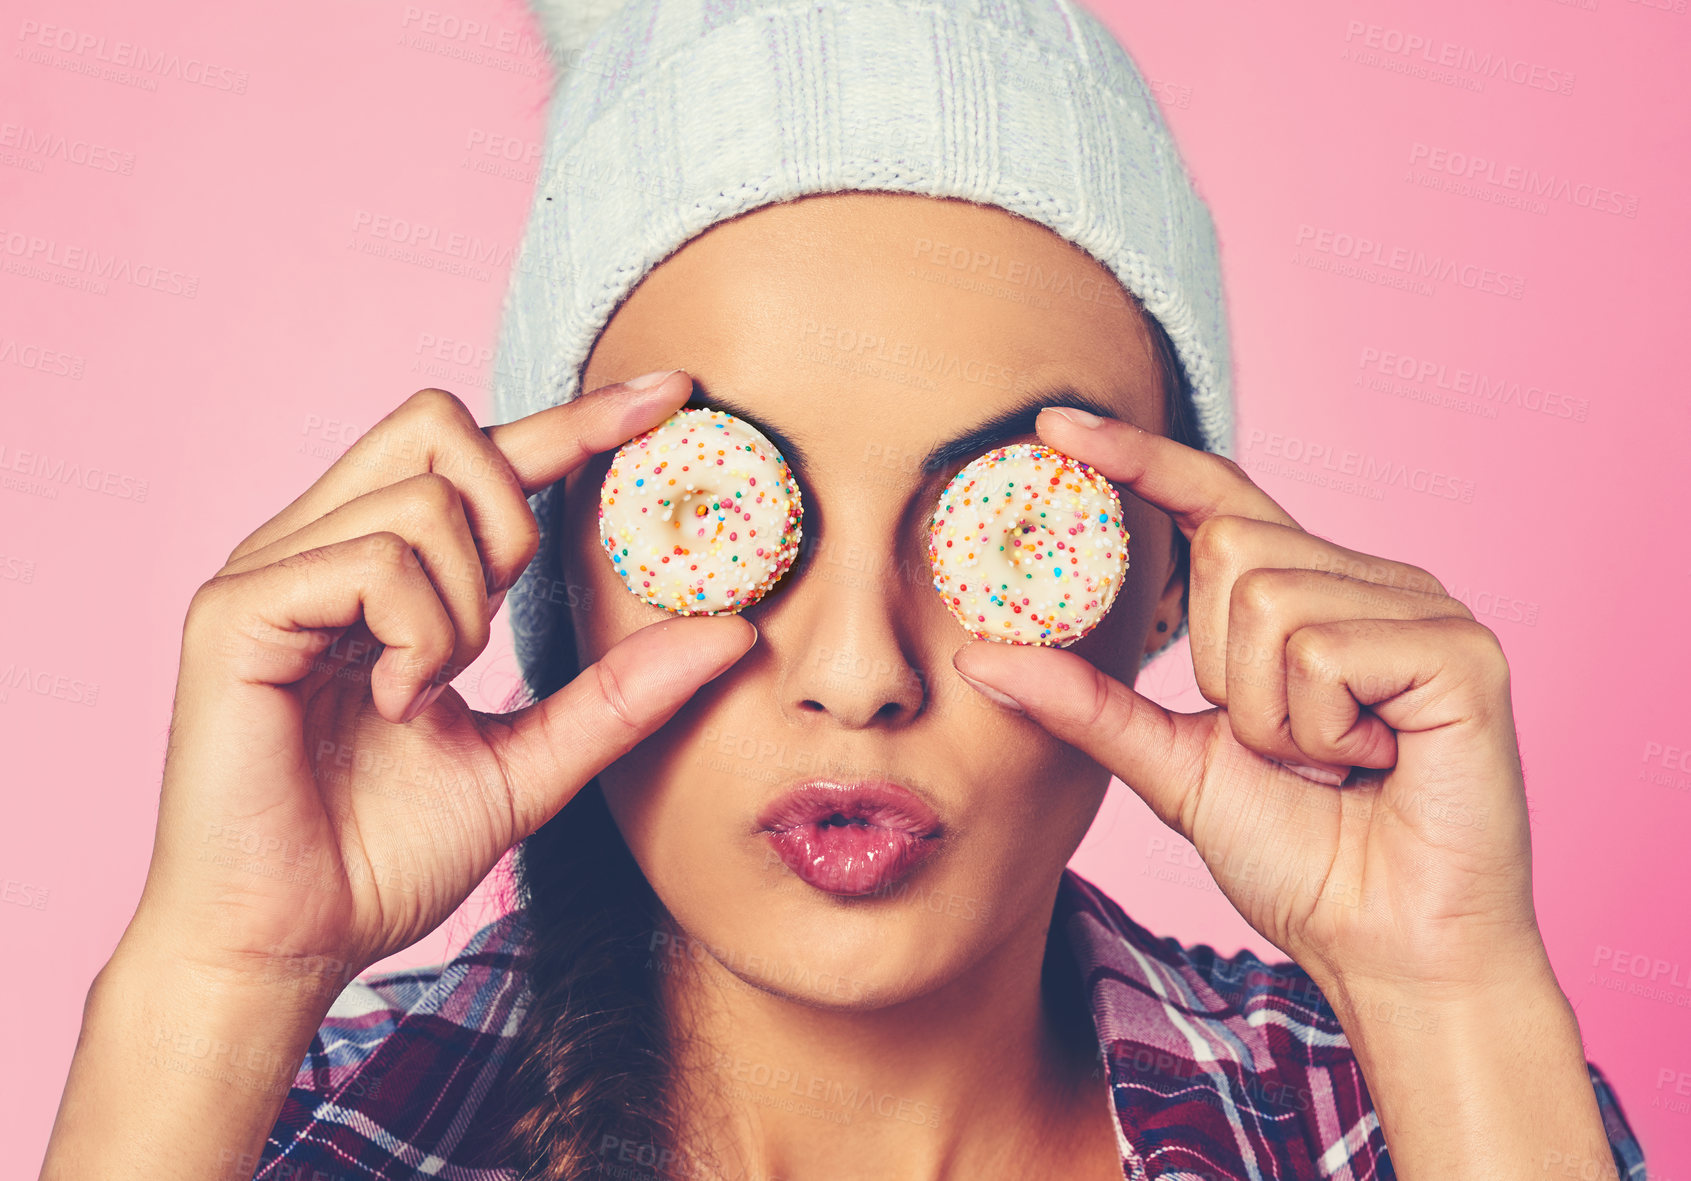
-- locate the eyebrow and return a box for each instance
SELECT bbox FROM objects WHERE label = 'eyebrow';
[914,388,1131,474]
[685,383,815,473]
[686,382,1135,479]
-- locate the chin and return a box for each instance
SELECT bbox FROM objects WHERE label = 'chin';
[645,859,1004,1011]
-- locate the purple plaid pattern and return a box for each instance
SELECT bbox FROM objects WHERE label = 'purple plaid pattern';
[254,869,1647,1179]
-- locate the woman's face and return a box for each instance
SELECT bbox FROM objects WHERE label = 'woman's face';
[561,191,1179,1008]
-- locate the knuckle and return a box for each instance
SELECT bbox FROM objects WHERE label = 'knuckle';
[403,471,464,521]
[341,533,424,597]
[402,386,472,423]
[393,618,457,687]
[1453,618,1510,686]
[1284,628,1337,685]
[1208,454,1251,484]
[190,571,232,607]
[1077,664,1119,733]
[1442,593,1477,623]
[185,574,235,634]
[590,657,642,737]
[1190,515,1249,571]
[361,530,416,568]
[1229,567,1282,623]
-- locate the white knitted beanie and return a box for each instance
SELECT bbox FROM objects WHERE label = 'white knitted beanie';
[492,0,1233,699]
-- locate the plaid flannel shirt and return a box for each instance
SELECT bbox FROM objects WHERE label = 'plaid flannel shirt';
[253,869,1647,1179]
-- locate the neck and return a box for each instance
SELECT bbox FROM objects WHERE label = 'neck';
[659,879,1114,1181]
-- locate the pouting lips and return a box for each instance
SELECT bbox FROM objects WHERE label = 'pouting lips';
[758,782,943,898]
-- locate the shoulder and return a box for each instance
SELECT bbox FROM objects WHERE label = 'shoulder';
[250,909,536,1179]
[1054,868,1648,1181]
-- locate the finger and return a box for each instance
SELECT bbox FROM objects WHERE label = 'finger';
[951,639,1210,835]
[483,614,757,841]
[221,473,493,682]
[1224,569,1473,777]
[1186,515,1451,703]
[232,388,540,596]
[483,368,692,495]
[1035,407,1301,536]
[187,532,456,723]
[1281,616,1515,774]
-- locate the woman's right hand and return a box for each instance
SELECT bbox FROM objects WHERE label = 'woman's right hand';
[125,370,754,993]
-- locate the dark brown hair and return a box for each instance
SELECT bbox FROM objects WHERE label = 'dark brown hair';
[493,781,681,1180]
[491,303,1200,1179]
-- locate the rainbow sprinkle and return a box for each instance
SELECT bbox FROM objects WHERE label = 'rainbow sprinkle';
[599,407,803,615]
[926,442,1128,647]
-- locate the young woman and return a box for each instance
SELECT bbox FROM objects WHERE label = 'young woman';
[41,2,1645,1180]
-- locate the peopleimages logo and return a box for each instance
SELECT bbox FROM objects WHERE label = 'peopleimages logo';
[349,210,514,265]
[399,5,546,56]
[14,19,250,94]
[0,227,200,298]
[0,122,135,174]
[1357,345,1590,423]
[396,6,549,79]
[1294,224,1525,300]
[0,662,100,707]
[1243,429,1478,504]
[0,336,85,381]
[1408,143,1639,219]
[0,441,151,502]
[1341,21,1576,96]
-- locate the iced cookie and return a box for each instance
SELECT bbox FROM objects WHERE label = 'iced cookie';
[599,407,803,614]
[927,442,1127,646]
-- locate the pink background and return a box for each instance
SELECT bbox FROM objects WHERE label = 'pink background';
[4,0,1687,1171]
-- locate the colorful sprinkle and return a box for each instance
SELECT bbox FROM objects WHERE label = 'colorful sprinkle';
[926,442,1128,648]
[598,407,803,615]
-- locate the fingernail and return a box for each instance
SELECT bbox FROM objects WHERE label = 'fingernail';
[1280,761,1347,786]
[956,670,1026,715]
[1043,406,1102,428]
[623,368,684,391]
[400,681,447,724]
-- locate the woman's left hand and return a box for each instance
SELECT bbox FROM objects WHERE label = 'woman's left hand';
[952,408,1550,1006]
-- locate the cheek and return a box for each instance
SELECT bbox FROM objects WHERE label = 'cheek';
[984,737,1112,853]
[599,724,720,872]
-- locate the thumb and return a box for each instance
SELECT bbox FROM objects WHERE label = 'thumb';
[952,640,1210,833]
[486,614,757,841]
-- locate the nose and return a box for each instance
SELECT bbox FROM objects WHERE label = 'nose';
[767,535,929,729]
